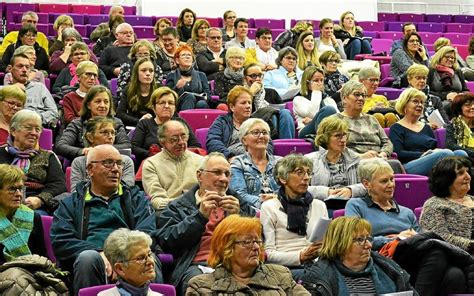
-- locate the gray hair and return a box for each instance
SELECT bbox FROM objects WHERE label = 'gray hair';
[358,67,380,81]
[358,158,393,182]
[225,46,246,64]
[13,45,35,56]
[198,152,227,170]
[157,120,188,145]
[10,109,41,132]
[276,47,298,66]
[206,27,222,38]
[22,11,38,21]
[86,144,119,165]
[61,27,83,42]
[238,118,270,143]
[274,154,313,185]
[103,228,153,267]
[341,80,365,98]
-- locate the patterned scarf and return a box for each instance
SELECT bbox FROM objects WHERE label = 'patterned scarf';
[7,137,39,174]
[0,205,34,261]
[224,67,244,84]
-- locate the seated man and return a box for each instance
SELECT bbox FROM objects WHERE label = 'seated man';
[50,144,161,295]
[142,120,203,211]
[99,22,134,79]
[196,28,226,80]
[225,18,256,49]
[156,152,256,295]
[7,53,59,128]
[245,27,278,71]
[0,11,48,57]
[90,5,125,42]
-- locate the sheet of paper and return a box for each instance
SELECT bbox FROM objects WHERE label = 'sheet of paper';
[380,291,414,296]
[281,87,300,101]
[427,109,445,127]
[308,217,331,242]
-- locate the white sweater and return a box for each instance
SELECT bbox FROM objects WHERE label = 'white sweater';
[260,198,328,266]
[293,91,338,131]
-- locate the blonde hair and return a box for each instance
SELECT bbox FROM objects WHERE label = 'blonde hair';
[395,88,426,115]
[340,11,356,35]
[76,61,98,77]
[191,19,210,40]
[296,31,319,70]
[433,37,451,52]
[53,15,74,31]
[316,116,349,149]
[225,46,246,64]
[406,64,429,79]
[430,46,458,70]
[0,85,26,105]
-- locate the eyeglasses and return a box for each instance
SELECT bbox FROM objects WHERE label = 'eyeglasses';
[248,130,269,137]
[332,132,348,140]
[98,130,116,136]
[366,78,380,84]
[235,239,263,249]
[463,101,474,107]
[123,251,154,265]
[166,134,189,144]
[208,36,222,40]
[443,55,455,61]
[73,51,88,57]
[180,53,193,58]
[3,186,24,194]
[83,72,98,78]
[23,34,36,38]
[21,125,42,133]
[156,100,175,106]
[3,100,23,109]
[200,169,231,178]
[328,59,340,64]
[353,236,374,246]
[230,56,245,61]
[136,52,151,58]
[246,73,263,79]
[410,99,424,105]
[352,92,368,99]
[90,159,124,169]
[291,168,313,178]
[284,56,297,61]
[308,79,324,84]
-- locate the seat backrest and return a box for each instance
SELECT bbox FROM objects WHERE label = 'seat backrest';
[65,166,72,193]
[195,128,209,149]
[414,207,423,222]
[178,109,227,133]
[273,140,314,156]
[79,285,114,296]
[39,128,53,151]
[40,215,56,263]
[332,209,345,219]
[435,128,446,148]
[394,175,432,210]
[150,283,176,296]
[371,39,393,54]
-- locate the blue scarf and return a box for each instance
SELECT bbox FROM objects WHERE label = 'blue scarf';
[116,279,151,296]
[0,205,34,261]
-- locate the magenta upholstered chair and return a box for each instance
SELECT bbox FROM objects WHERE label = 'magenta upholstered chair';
[195,128,209,149]
[394,175,432,210]
[40,215,56,263]
[332,209,345,219]
[79,283,176,296]
[414,207,423,222]
[273,139,314,156]
[39,128,53,151]
[70,4,102,14]
[358,21,385,32]
[178,109,227,133]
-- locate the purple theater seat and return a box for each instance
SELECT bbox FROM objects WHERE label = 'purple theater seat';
[254,18,285,29]
[178,109,227,133]
[376,87,403,100]
[202,17,222,28]
[377,13,398,22]
[333,209,345,219]
[466,81,474,93]
[417,22,445,33]
[110,78,118,97]
[88,14,109,26]
[38,3,69,13]
[455,45,469,60]
[394,175,432,210]
[247,18,256,28]
[358,21,385,32]
[273,140,314,156]
[398,13,425,23]
[380,64,394,87]
[445,23,472,33]
[285,101,294,117]
[386,22,404,32]
[103,5,136,15]
[443,33,471,46]
[74,25,89,37]
[154,16,178,26]
[40,215,56,263]
[425,14,451,23]
[414,207,422,221]
[271,29,285,40]
[5,3,36,24]
[417,32,443,45]
[71,4,102,14]
[66,166,72,193]
[378,31,404,40]
[452,15,474,24]
[124,15,154,26]
[364,31,378,39]
[371,39,393,54]
[49,13,86,25]
[195,128,209,149]
[247,28,257,39]
[435,128,446,148]
[79,284,175,296]
[134,26,155,39]
[39,128,53,151]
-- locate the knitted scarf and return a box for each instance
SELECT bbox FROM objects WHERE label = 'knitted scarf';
[0,205,34,261]
[278,187,312,235]
[436,64,455,89]
[224,67,244,84]
[253,87,269,111]
[7,138,39,174]
[116,279,151,296]
[69,63,79,87]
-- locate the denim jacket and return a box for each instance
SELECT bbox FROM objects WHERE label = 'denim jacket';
[230,152,280,208]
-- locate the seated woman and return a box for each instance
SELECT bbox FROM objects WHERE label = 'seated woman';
[446,93,474,158]
[187,19,210,54]
[230,118,279,208]
[293,66,338,138]
[468,36,474,70]
[319,50,349,103]
[391,32,429,88]
[333,11,372,60]
[4,46,45,85]
[273,20,313,51]
[0,24,49,73]
[131,87,200,166]
[0,85,25,145]
[315,18,346,59]
[52,42,108,95]
[302,216,416,295]
[406,64,449,127]
[390,88,466,176]
[421,156,474,254]
[434,37,474,82]
[0,110,66,214]
[186,214,310,295]
[62,61,99,125]
[213,46,246,106]
[55,85,131,161]
[428,46,469,102]
[359,66,398,128]
[295,31,320,71]
[156,27,180,76]
[166,44,210,111]
[48,14,74,55]
[49,28,98,74]
[117,40,164,99]
[261,154,328,280]
[117,57,158,126]
[306,116,365,201]
[177,8,196,42]
[207,86,273,159]
[221,10,236,43]
[346,158,472,295]
[101,229,162,296]
[71,117,134,191]
[153,18,172,50]
[263,47,303,97]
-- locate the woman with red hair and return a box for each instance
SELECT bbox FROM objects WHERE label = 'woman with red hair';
[186,215,310,295]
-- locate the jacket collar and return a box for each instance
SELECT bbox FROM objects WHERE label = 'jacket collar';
[210,264,281,292]
[362,195,399,213]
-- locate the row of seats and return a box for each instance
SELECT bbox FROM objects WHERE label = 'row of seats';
[377,12,474,23]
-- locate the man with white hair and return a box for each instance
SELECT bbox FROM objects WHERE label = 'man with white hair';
[51,144,161,295]
[99,22,135,79]
[0,11,49,57]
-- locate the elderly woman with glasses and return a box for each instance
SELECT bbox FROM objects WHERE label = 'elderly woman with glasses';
[0,85,26,145]
[389,88,466,176]
[71,117,134,192]
[213,46,246,107]
[302,216,416,295]
[229,118,279,209]
[187,214,310,295]
[0,110,66,214]
[263,47,303,97]
[346,158,473,295]
[260,154,328,280]
[447,93,474,159]
[56,85,130,161]
[52,42,108,94]
[319,51,349,102]
[0,24,49,73]
[99,229,162,296]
